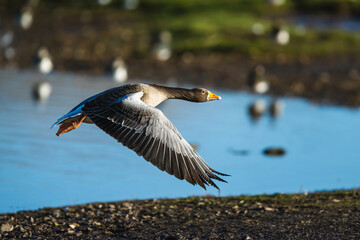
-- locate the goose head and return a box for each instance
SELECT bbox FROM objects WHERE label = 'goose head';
[190,88,221,102]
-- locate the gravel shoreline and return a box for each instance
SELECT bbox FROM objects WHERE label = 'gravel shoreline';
[1,190,359,239]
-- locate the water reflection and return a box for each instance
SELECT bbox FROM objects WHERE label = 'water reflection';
[248,99,266,123]
[1,69,360,213]
[269,99,284,119]
[31,81,52,103]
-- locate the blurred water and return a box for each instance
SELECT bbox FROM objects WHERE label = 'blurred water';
[1,69,359,213]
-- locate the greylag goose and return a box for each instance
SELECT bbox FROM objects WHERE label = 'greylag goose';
[52,83,228,189]
[36,47,53,75]
[247,65,269,94]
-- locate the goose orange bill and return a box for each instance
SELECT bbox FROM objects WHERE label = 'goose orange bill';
[208,91,221,101]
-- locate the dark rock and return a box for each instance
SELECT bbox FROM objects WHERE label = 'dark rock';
[263,147,286,156]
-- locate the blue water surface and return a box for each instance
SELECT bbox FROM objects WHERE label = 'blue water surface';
[0,70,359,213]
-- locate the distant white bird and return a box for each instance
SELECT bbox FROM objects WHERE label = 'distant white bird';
[153,31,172,61]
[112,58,128,83]
[36,47,53,74]
[271,21,290,45]
[98,0,112,6]
[1,31,14,48]
[248,99,267,123]
[19,0,39,30]
[269,99,284,119]
[20,10,34,30]
[268,0,286,7]
[247,65,269,94]
[276,30,290,45]
[252,22,265,36]
[254,81,269,94]
[124,0,139,10]
[32,81,52,102]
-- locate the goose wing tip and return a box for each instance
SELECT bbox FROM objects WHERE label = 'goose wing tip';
[210,168,230,177]
[211,183,220,190]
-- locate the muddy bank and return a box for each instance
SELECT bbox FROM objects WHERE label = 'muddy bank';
[1,190,359,239]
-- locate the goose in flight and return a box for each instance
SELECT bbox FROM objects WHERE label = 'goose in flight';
[52,83,228,189]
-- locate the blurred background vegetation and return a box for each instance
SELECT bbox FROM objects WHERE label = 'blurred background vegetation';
[1,0,360,105]
[1,0,359,62]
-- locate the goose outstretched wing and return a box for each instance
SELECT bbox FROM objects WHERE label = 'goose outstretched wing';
[82,91,228,189]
